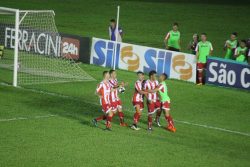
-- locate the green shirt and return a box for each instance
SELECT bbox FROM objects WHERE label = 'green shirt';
[167,30,180,49]
[235,46,247,62]
[224,39,237,59]
[158,81,170,102]
[196,41,213,63]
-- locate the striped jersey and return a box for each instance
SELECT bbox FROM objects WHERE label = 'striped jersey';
[96,81,111,105]
[109,79,119,102]
[133,80,144,102]
[144,79,159,102]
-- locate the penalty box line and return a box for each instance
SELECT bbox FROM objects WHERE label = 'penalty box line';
[1,83,249,137]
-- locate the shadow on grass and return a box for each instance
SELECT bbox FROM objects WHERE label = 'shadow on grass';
[20,91,150,129]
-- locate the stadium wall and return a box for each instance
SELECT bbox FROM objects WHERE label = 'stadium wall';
[90,37,196,83]
[206,57,250,91]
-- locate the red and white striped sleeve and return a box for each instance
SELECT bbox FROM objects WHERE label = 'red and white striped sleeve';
[135,81,142,92]
[96,83,103,93]
[109,80,114,88]
[158,84,164,92]
[143,81,148,90]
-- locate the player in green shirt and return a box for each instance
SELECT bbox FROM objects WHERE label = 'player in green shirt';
[0,45,4,59]
[147,73,176,132]
[224,32,238,60]
[164,22,181,52]
[235,40,248,63]
[195,33,213,85]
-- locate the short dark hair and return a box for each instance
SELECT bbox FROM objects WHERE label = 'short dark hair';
[109,69,115,74]
[232,32,238,37]
[173,22,179,26]
[149,70,157,77]
[137,71,144,75]
[240,40,246,44]
[201,33,207,36]
[103,71,109,76]
[162,73,168,80]
[110,19,116,22]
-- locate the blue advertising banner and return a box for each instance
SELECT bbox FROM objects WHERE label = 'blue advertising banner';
[206,57,250,91]
[90,37,197,83]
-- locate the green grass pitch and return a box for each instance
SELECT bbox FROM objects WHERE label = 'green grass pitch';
[0,0,250,167]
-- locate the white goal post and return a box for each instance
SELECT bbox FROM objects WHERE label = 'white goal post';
[0,7,19,86]
[0,7,95,87]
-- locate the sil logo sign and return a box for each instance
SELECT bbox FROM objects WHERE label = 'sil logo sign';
[121,46,140,71]
[91,38,196,83]
[172,54,193,80]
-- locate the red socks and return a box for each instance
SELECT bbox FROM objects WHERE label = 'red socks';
[198,71,203,83]
[96,115,106,121]
[165,115,174,127]
[133,112,141,124]
[106,116,113,128]
[148,115,153,129]
[156,110,162,122]
[118,112,124,123]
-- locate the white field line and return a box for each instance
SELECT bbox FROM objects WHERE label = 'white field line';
[1,83,249,137]
[174,120,250,137]
[0,114,56,122]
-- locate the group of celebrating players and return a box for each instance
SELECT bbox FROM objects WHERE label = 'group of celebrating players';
[92,69,176,133]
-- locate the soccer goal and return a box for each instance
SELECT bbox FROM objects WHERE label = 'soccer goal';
[0,7,95,87]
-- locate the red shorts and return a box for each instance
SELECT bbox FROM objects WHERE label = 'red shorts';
[102,103,111,114]
[147,100,161,114]
[161,101,170,110]
[197,63,206,70]
[111,100,122,111]
[133,101,144,111]
[117,100,122,108]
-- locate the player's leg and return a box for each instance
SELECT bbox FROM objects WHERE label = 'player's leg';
[147,102,155,131]
[92,104,108,126]
[155,109,162,127]
[105,110,114,131]
[117,100,128,126]
[131,104,142,130]
[95,115,106,122]
[148,113,153,132]
[197,63,204,85]
[93,104,112,129]
[155,101,162,127]
[162,102,176,132]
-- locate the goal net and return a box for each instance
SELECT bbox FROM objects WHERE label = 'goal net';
[0,7,95,86]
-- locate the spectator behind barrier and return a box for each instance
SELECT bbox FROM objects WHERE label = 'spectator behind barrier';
[188,33,199,55]
[0,45,4,59]
[224,32,238,60]
[234,40,248,64]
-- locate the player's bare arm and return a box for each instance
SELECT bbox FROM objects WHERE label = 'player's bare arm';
[95,90,103,98]
[146,86,160,93]
[164,33,170,49]
[209,48,213,56]
[137,89,148,95]
[196,51,199,62]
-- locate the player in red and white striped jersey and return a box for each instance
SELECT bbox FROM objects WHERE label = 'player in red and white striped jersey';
[92,71,114,131]
[144,70,161,131]
[131,71,148,130]
[109,69,128,126]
